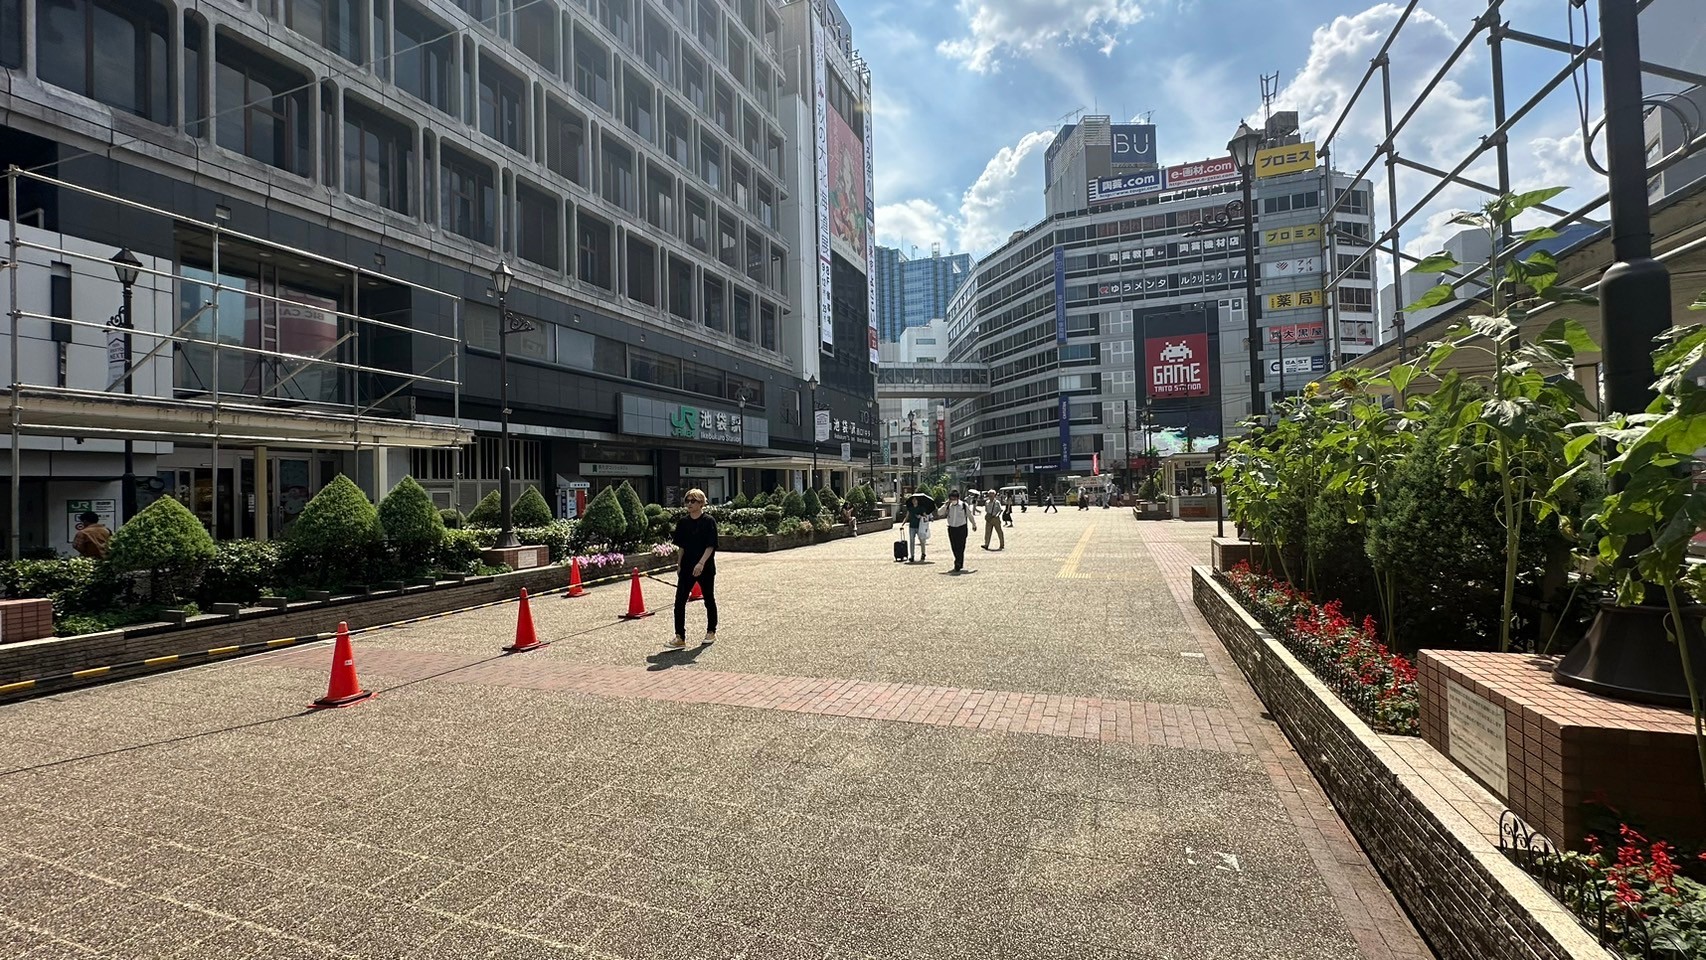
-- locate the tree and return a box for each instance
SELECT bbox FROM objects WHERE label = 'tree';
[105,496,217,603]
[782,490,807,519]
[467,490,502,526]
[615,481,647,545]
[802,489,822,518]
[378,477,446,564]
[579,487,628,545]
[514,486,554,527]
[731,491,750,509]
[285,475,382,588]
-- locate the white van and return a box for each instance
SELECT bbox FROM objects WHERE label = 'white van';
[998,484,1029,503]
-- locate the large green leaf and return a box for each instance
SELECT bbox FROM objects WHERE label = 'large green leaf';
[1405,283,1457,313]
[1498,186,1568,223]
[1546,285,1599,306]
[1387,363,1420,394]
[1518,225,1560,245]
[1412,252,1462,274]
[1538,317,1598,356]
[1467,315,1517,341]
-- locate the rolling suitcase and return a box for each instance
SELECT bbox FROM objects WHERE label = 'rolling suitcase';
[893,539,908,562]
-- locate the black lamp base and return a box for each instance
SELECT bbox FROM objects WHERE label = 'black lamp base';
[1554,601,1706,708]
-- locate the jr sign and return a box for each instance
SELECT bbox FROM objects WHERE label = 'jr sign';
[1145,333,1211,398]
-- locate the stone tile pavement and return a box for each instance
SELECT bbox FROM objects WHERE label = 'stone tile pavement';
[0,512,1434,959]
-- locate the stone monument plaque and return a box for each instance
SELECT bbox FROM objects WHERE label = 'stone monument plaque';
[1446,679,1508,797]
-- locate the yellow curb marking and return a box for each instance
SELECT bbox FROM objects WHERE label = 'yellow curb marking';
[0,679,35,694]
[265,638,298,648]
[206,646,240,656]
[70,667,110,679]
[143,655,179,667]
[1057,527,1095,579]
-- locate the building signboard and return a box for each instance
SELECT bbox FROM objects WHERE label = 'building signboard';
[1267,355,1327,376]
[1266,289,1324,311]
[1096,265,1246,298]
[864,91,878,365]
[1255,140,1317,179]
[814,409,832,443]
[1109,124,1157,165]
[1101,235,1240,268]
[1166,156,1239,189]
[1262,256,1320,279]
[1341,319,1376,346]
[1057,394,1071,470]
[1145,333,1211,398]
[1263,223,1322,246]
[67,499,117,543]
[1088,171,1164,206]
[619,394,769,448]
[1053,247,1067,344]
[1267,320,1325,344]
[812,16,834,353]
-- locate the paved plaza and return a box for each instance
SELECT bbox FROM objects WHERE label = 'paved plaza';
[0,512,1433,959]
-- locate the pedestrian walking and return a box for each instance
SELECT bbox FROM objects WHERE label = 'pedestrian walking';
[1004,495,1015,527]
[944,489,974,572]
[667,488,717,649]
[1043,493,1057,513]
[903,493,933,562]
[982,490,1005,550]
[72,511,112,559]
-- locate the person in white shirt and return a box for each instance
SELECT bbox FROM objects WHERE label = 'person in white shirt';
[981,490,1005,551]
[943,489,976,573]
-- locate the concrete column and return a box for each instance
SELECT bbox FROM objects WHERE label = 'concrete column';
[254,446,269,543]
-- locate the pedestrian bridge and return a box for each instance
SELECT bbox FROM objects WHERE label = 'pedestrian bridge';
[876,362,990,398]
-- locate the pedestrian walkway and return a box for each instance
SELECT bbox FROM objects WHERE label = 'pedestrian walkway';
[0,512,1433,960]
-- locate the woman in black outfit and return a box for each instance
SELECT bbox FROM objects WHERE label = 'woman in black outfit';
[668,487,718,649]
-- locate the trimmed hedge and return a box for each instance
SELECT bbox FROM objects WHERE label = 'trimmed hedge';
[285,475,381,589]
[106,496,217,603]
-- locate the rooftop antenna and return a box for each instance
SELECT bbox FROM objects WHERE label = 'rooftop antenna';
[1055,106,1086,127]
[1260,72,1280,131]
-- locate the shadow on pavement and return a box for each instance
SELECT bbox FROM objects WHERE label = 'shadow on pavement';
[646,643,711,672]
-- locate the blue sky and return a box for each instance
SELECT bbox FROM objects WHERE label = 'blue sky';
[854,0,1703,265]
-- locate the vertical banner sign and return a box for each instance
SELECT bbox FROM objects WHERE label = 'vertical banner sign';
[841,442,852,462]
[1053,246,1067,344]
[814,409,832,443]
[812,17,834,353]
[1057,395,1072,470]
[106,323,127,387]
[1145,333,1211,398]
[864,88,879,365]
[935,419,946,462]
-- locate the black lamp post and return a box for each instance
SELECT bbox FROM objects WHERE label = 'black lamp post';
[110,248,142,523]
[735,388,750,497]
[1228,121,1266,418]
[492,259,526,550]
[907,410,919,490]
[807,375,819,492]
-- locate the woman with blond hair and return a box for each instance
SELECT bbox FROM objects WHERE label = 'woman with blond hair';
[668,488,718,649]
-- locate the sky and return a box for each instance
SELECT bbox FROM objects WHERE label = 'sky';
[855,0,1705,271]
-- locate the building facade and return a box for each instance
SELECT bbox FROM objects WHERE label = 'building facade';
[873,244,972,343]
[0,0,875,554]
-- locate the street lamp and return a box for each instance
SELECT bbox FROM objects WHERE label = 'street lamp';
[806,375,819,492]
[907,410,920,490]
[110,247,142,523]
[491,259,530,550]
[735,387,751,496]
[1228,120,1265,418]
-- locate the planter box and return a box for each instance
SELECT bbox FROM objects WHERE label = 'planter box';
[1193,568,1612,960]
[1210,537,1271,573]
[0,599,54,644]
[720,530,819,553]
[1130,502,1170,521]
[256,597,290,610]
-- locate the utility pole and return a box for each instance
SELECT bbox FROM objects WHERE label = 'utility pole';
[1122,398,1133,493]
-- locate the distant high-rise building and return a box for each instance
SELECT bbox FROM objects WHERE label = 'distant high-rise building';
[874,245,972,342]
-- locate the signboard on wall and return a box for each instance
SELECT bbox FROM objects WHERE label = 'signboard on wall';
[618,394,769,448]
[1053,247,1067,344]
[864,91,878,365]
[1264,223,1322,246]
[1266,289,1323,311]
[1057,395,1071,470]
[1145,333,1211,398]
[935,418,946,462]
[1110,124,1157,165]
[1268,320,1325,344]
[67,499,117,543]
[1166,156,1239,189]
[812,16,834,353]
[1255,140,1317,178]
[1267,355,1327,376]
[827,104,867,267]
[1089,171,1164,206]
[814,409,832,443]
[1342,319,1377,346]
[1262,256,1320,279]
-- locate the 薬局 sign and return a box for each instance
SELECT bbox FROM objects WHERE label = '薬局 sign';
[1145,333,1210,398]
[1088,171,1164,206]
[1166,156,1239,189]
[1255,141,1317,179]
[1266,289,1323,311]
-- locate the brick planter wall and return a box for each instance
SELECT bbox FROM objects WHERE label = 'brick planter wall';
[1192,567,1612,960]
[0,553,676,695]
[0,598,54,643]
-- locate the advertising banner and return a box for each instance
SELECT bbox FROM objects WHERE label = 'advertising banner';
[1057,395,1072,470]
[1341,319,1376,346]
[1166,156,1240,189]
[1255,140,1317,179]
[827,104,866,267]
[1145,333,1211,398]
[1263,223,1321,246]
[812,17,833,353]
[67,499,117,543]
[814,409,832,443]
[1053,247,1067,344]
[1267,355,1327,376]
[864,91,878,365]
[1266,289,1323,311]
[1267,320,1325,344]
[1089,171,1164,206]
[935,418,946,462]
[1110,124,1157,165]
[1262,256,1320,279]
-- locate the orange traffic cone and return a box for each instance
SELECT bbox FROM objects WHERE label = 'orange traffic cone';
[504,588,545,653]
[687,580,703,603]
[565,557,585,598]
[619,567,654,620]
[311,622,373,709]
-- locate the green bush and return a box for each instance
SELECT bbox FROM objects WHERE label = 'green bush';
[645,503,674,542]
[0,557,102,620]
[439,508,464,529]
[284,475,381,589]
[467,490,502,526]
[514,486,554,527]
[580,486,629,545]
[762,504,784,534]
[818,487,842,515]
[195,539,283,606]
[434,529,486,574]
[747,490,769,507]
[378,477,446,567]
[782,490,807,518]
[929,485,948,506]
[514,520,577,562]
[106,496,217,603]
[802,489,822,518]
[731,491,750,509]
[616,481,646,544]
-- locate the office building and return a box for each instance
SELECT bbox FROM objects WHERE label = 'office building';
[873,244,972,343]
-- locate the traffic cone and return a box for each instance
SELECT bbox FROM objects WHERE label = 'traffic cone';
[619,567,654,620]
[310,622,373,709]
[687,580,703,603]
[504,588,545,653]
[565,557,585,598]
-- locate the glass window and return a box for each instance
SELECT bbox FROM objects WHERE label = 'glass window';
[343,98,413,215]
[176,265,347,403]
[394,3,452,114]
[544,100,587,186]
[577,213,612,289]
[733,290,752,342]
[216,40,310,176]
[601,138,636,212]
[440,148,494,244]
[515,0,557,74]
[38,0,171,124]
[516,183,561,269]
[282,0,361,63]
[184,18,206,138]
[478,57,524,151]
[0,0,19,68]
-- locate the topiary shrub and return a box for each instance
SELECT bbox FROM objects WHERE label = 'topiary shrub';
[434,529,485,574]
[802,489,822,518]
[731,491,750,509]
[513,486,554,527]
[378,477,446,570]
[818,487,842,515]
[106,495,217,603]
[466,489,502,526]
[645,503,673,542]
[195,539,284,606]
[762,504,784,534]
[782,490,807,519]
[580,486,629,546]
[747,490,769,508]
[616,481,646,545]
[514,519,577,561]
[439,508,464,529]
[284,475,381,589]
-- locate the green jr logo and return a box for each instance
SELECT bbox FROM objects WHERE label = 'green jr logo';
[669,406,698,439]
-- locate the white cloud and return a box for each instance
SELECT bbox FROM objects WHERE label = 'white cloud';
[875,130,1055,257]
[939,0,1155,73]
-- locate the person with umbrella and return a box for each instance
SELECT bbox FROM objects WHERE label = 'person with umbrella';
[903,492,935,563]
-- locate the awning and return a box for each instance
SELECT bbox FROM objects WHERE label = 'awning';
[717,455,870,471]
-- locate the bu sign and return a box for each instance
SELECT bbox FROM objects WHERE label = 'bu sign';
[1145,333,1211,398]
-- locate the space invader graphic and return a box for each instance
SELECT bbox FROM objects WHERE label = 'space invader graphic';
[1157,340,1193,363]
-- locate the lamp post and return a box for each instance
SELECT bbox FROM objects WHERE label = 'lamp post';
[110,248,142,523]
[492,259,529,550]
[1228,121,1265,418]
[735,387,750,497]
[806,375,819,492]
[907,410,919,490]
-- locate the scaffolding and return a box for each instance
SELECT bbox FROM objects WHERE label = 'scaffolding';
[1314,0,1706,368]
[4,166,472,558]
